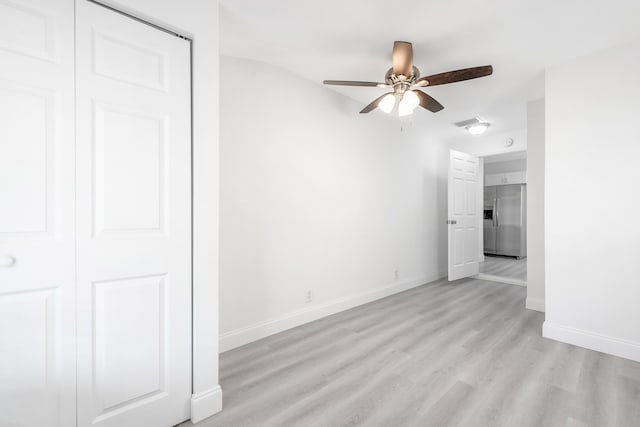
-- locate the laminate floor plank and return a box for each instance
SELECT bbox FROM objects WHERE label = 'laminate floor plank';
[614,375,640,426]
[480,256,527,281]
[183,278,640,427]
[412,380,477,427]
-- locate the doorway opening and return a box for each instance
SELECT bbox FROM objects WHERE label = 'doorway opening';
[477,151,527,286]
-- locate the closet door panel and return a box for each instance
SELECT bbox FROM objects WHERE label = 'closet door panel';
[0,1,76,426]
[75,2,192,427]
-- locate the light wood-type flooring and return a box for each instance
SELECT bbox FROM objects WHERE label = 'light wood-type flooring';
[184,278,640,427]
[479,256,527,281]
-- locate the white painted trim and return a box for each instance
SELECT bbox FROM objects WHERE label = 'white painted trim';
[220,273,446,352]
[477,158,485,264]
[474,273,527,287]
[525,297,545,312]
[476,147,527,158]
[543,321,640,363]
[190,386,223,423]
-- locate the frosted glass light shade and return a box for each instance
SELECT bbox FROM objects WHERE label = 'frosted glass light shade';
[402,90,420,110]
[398,90,419,116]
[398,103,413,117]
[467,122,490,135]
[397,91,418,116]
[378,93,396,114]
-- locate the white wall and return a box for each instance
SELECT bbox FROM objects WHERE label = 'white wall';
[526,99,545,312]
[449,129,527,156]
[544,39,640,361]
[219,56,448,351]
[97,0,221,421]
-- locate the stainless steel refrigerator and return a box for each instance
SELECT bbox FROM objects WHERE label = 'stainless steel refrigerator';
[483,184,527,258]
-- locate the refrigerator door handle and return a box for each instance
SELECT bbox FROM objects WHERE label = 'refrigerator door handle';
[495,198,500,228]
[493,198,498,227]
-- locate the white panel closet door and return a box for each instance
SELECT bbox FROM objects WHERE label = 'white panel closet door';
[0,0,76,425]
[448,150,480,281]
[75,2,192,426]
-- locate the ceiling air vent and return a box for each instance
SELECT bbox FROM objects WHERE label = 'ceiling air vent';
[454,117,482,128]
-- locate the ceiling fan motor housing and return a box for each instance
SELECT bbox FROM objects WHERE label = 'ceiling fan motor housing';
[385,66,420,87]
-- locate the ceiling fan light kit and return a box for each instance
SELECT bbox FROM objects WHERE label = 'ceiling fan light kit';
[323,41,493,117]
[398,91,419,117]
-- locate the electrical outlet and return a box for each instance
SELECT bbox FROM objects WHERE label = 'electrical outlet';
[305,289,314,304]
[394,269,399,280]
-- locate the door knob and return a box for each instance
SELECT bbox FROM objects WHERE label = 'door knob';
[0,256,16,267]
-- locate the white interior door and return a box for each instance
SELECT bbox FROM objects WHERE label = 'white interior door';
[448,150,480,281]
[75,2,192,426]
[0,0,76,425]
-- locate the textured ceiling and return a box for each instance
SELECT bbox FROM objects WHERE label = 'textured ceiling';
[219,0,640,141]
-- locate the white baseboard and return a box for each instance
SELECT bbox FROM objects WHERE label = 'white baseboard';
[474,273,527,287]
[219,273,446,353]
[190,385,223,423]
[525,297,545,312]
[543,321,640,363]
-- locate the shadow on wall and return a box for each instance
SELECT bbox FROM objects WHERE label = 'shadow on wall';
[422,141,449,276]
[422,163,448,277]
[436,143,449,274]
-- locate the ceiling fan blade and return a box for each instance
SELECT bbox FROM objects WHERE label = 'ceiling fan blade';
[323,80,388,87]
[392,41,413,77]
[416,65,493,87]
[414,90,444,113]
[360,92,393,114]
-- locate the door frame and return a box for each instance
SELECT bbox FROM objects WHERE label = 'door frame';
[84,1,222,423]
[475,149,527,286]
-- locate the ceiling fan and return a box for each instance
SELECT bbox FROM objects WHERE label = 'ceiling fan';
[323,41,493,116]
